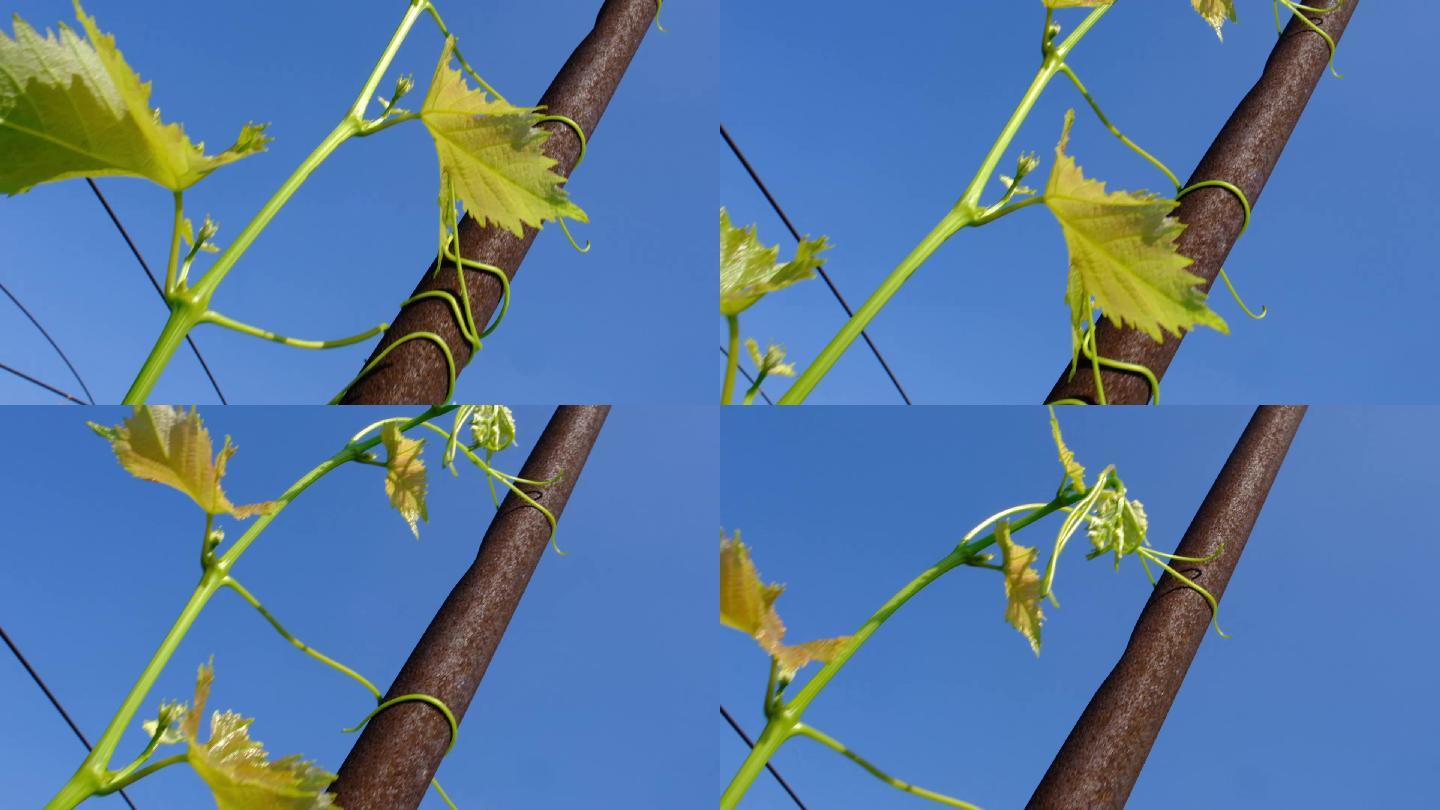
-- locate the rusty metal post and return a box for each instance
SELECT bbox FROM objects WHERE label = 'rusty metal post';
[341,0,657,403]
[1025,405,1306,809]
[329,405,610,809]
[1046,2,1358,404]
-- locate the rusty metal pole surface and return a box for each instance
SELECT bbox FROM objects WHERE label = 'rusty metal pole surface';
[341,0,656,403]
[329,405,610,809]
[1045,3,1358,404]
[1025,405,1306,810]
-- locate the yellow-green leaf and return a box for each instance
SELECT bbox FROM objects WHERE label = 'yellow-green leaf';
[1192,0,1238,40]
[382,424,427,539]
[0,3,269,194]
[89,406,277,519]
[997,521,1045,655]
[1045,110,1228,342]
[720,531,849,678]
[1041,0,1108,7]
[720,209,828,316]
[420,37,585,238]
[179,661,341,810]
[1048,408,1086,494]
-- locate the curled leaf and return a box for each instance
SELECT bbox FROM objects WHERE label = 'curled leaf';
[89,406,278,519]
[1087,487,1149,566]
[470,405,517,453]
[997,521,1045,655]
[720,209,828,316]
[720,531,849,678]
[0,3,269,194]
[382,424,427,539]
[1049,408,1086,494]
[420,37,585,237]
[1045,110,1227,343]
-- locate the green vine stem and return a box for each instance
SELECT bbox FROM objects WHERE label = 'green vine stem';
[777,4,1112,404]
[44,405,456,810]
[722,316,741,405]
[720,494,1084,808]
[121,1,430,404]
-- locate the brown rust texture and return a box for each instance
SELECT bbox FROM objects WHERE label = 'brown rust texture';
[329,405,610,809]
[341,0,656,403]
[1025,405,1306,809]
[1046,2,1358,404]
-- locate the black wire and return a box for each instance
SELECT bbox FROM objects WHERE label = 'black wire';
[720,124,913,405]
[719,346,774,405]
[0,362,87,404]
[85,178,229,403]
[720,704,808,809]
[0,281,94,404]
[1,623,141,810]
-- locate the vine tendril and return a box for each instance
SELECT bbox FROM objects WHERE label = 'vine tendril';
[222,575,460,805]
[1274,0,1345,78]
[344,693,460,755]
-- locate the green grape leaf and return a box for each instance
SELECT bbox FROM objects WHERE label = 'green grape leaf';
[470,405,517,453]
[720,209,829,316]
[997,521,1045,655]
[1045,110,1228,343]
[89,406,278,519]
[745,338,796,378]
[0,3,269,194]
[720,531,849,678]
[382,424,428,539]
[420,37,585,238]
[1049,408,1086,494]
[176,661,341,810]
[1192,0,1238,40]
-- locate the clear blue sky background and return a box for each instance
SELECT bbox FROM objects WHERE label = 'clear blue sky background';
[1,0,713,404]
[721,406,1437,808]
[1,405,716,807]
[722,1,1433,404]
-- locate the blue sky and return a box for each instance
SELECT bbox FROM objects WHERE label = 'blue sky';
[722,1,1435,404]
[0,405,716,807]
[721,406,1437,808]
[1,0,713,404]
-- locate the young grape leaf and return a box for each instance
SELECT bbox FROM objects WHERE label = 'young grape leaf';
[720,531,849,678]
[420,37,585,238]
[382,424,427,539]
[89,406,278,519]
[997,521,1045,655]
[1048,408,1086,494]
[173,661,342,810]
[1086,488,1149,567]
[0,3,269,194]
[1192,0,1238,40]
[1045,110,1228,343]
[141,701,188,746]
[720,209,829,316]
[745,339,796,378]
[470,405,517,453]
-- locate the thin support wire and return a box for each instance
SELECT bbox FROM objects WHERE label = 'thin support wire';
[720,124,913,405]
[0,362,87,404]
[0,281,94,404]
[720,704,808,809]
[84,178,228,403]
[1,622,140,810]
